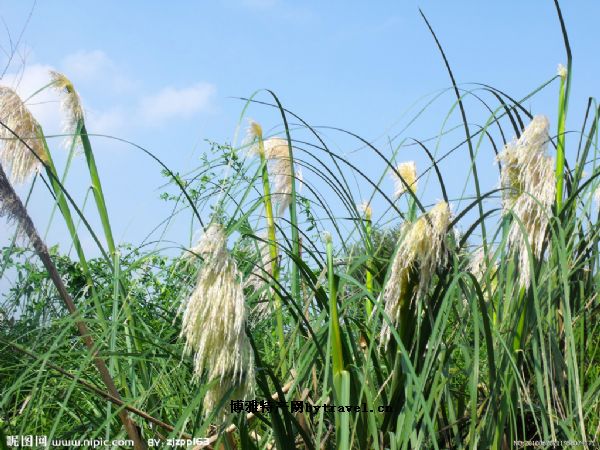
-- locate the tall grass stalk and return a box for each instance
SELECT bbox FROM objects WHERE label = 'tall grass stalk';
[555,66,569,209]
[363,205,374,319]
[255,129,285,371]
[325,232,349,450]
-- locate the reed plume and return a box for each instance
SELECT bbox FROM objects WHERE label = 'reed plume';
[0,87,48,184]
[557,63,568,80]
[263,137,295,215]
[468,246,498,292]
[498,115,555,288]
[391,161,417,198]
[49,71,84,147]
[358,201,372,218]
[468,247,490,280]
[247,123,297,215]
[379,201,450,348]
[181,224,254,414]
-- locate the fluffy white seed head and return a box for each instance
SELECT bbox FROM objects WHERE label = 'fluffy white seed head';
[498,115,555,288]
[244,119,264,155]
[379,201,451,348]
[358,201,372,219]
[245,120,298,215]
[517,115,550,151]
[557,63,568,80]
[391,161,417,198]
[321,230,332,244]
[296,167,303,193]
[180,224,254,415]
[0,87,47,184]
[50,71,84,147]
[467,246,497,283]
[186,222,228,261]
[263,137,295,215]
[247,119,263,139]
[468,247,487,280]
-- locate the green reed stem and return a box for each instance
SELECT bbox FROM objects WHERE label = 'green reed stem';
[326,234,344,376]
[325,233,349,449]
[556,72,568,210]
[256,134,285,371]
[364,207,374,319]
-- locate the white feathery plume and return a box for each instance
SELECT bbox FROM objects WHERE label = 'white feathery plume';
[467,246,498,283]
[0,87,47,184]
[246,119,263,151]
[263,137,295,215]
[49,71,84,148]
[245,121,298,215]
[557,63,568,80]
[391,161,417,198]
[498,115,555,288]
[379,201,451,348]
[467,247,488,281]
[358,201,372,218]
[180,224,254,414]
[296,166,303,193]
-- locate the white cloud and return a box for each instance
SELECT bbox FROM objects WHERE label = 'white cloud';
[138,82,217,125]
[1,52,217,137]
[86,107,127,136]
[241,0,279,8]
[62,50,134,94]
[62,50,114,80]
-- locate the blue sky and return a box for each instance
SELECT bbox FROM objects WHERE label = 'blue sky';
[0,1,599,259]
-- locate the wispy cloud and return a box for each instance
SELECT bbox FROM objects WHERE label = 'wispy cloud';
[240,0,279,9]
[223,0,314,21]
[86,107,127,136]
[0,51,218,137]
[62,50,115,80]
[138,82,217,125]
[61,50,135,94]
